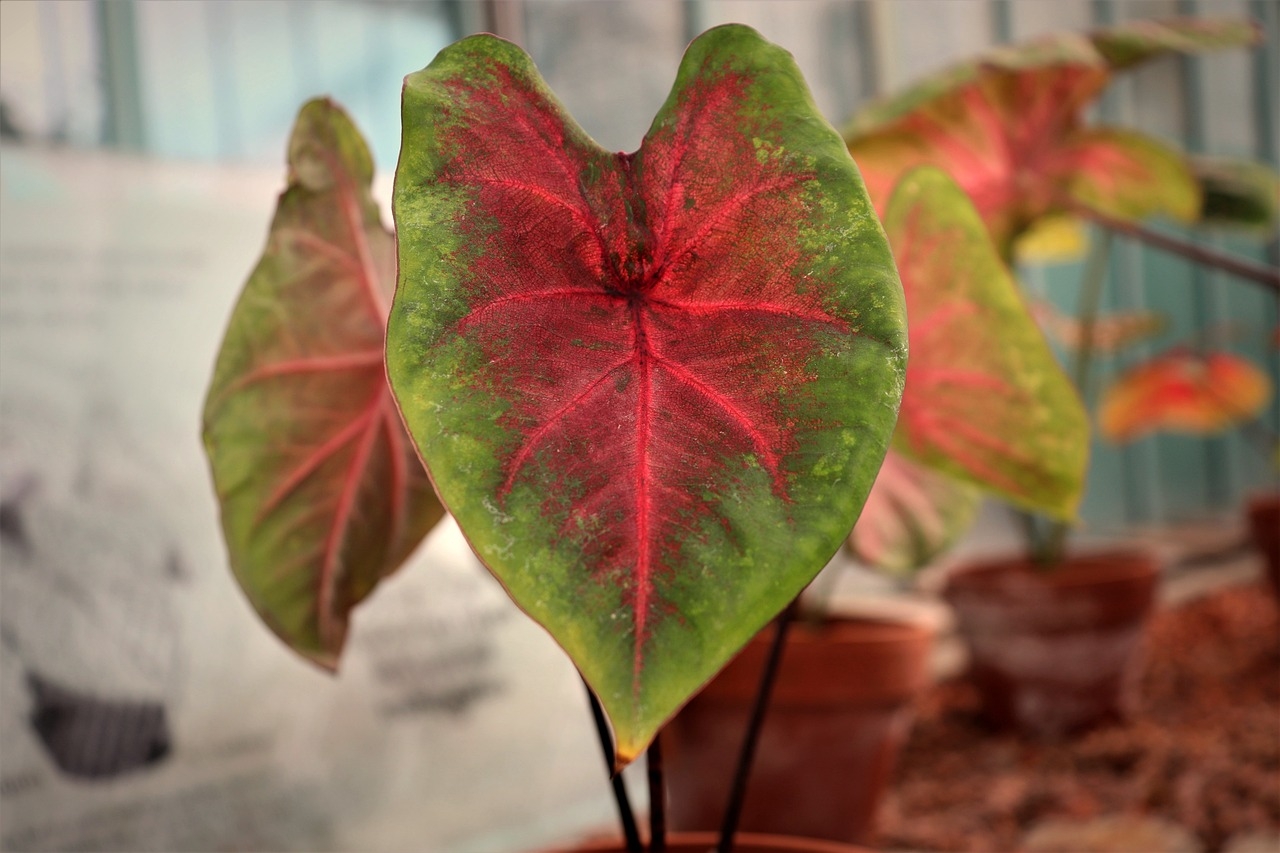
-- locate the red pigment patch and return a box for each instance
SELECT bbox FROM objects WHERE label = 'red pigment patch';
[433,64,847,685]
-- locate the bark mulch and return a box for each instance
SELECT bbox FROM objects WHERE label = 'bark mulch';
[874,581,1280,853]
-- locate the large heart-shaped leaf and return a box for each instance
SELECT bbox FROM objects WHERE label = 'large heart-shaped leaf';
[881,168,1088,519]
[845,17,1260,253]
[203,99,444,669]
[388,26,906,765]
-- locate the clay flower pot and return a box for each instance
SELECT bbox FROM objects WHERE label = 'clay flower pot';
[663,617,935,844]
[942,548,1159,737]
[567,832,871,853]
[1246,492,1280,599]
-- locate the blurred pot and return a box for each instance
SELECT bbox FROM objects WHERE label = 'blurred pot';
[1246,492,1280,599]
[664,616,934,844]
[942,548,1159,737]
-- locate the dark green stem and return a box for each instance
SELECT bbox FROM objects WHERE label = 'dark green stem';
[647,733,666,852]
[584,680,642,853]
[1039,228,1114,566]
[717,600,798,853]
[1077,206,1280,293]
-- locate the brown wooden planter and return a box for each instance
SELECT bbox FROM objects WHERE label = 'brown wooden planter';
[942,548,1159,738]
[1246,492,1280,599]
[663,617,935,844]
[566,832,872,853]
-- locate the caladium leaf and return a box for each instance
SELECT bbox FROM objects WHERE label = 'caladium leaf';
[844,17,1259,253]
[1190,155,1280,233]
[1099,349,1273,442]
[203,99,444,669]
[1059,128,1200,224]
[848,450,981,576]
[388,26,906,765]
[1014,214,1089,264]
[881,167,1088,519]
[1089,17,1262,70]
[847,63,1197,253]
[1031,299,1167,355]
[845,17,1261,138]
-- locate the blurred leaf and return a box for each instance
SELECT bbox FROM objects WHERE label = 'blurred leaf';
[1099,349,1273,442]
[203,99,445,669]
[882,168,1089,520]
[1191,155,1280,233]
[1032,299,1167,354]
[1089,17,1262,70]
[1014,214,1089,264]
[848,451,981,575]
[1061,128,1199,224]
[845,17,1257,252]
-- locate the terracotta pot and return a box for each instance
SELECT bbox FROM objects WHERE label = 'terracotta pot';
[664,617,934,844]
[942,548,1159,738]
[567,831,870,852]
[1246,492,1280,599]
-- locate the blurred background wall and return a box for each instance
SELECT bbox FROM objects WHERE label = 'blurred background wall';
[5,0,1274,530]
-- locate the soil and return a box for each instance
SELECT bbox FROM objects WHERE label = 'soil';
[874,581,1280,853]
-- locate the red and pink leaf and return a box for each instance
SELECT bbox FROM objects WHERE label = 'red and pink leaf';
[844,17,1256,252]
[848,450,981,575]
[1099,349,1273,442]
[203,99,444,669]
[882,167,1088,520]
[847,62,1112,251]
[1058,128,1198,225]
[388,26,906,765]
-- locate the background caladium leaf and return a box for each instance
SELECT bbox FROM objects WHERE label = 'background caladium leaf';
[1013,214,1090,264]
[1189,155,1280,233]
[1089,17,1262,70]
[203,98,444,670]
[388,25,906,765]
[845,17,1261,138]
[1031,299,1167,355]
[881,167,1088,520]
[848,450,981,576]
[846,63,1196,253]
[1099,349,1273,442]
[844,17,1260,253]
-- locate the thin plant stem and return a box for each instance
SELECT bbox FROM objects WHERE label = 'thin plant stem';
[1076,206,1280,292]
[717,600,799,853]
[584,679,643,853]
[647,733,666,852]
[1040,228,1114,565]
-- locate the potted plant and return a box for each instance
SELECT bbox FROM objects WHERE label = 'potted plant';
[843,15,1277,739]
[663,165,1090,843]
[204,24,911,853]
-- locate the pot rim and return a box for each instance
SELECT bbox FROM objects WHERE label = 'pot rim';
[563,830,872,853]
[942,545,1160,594]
